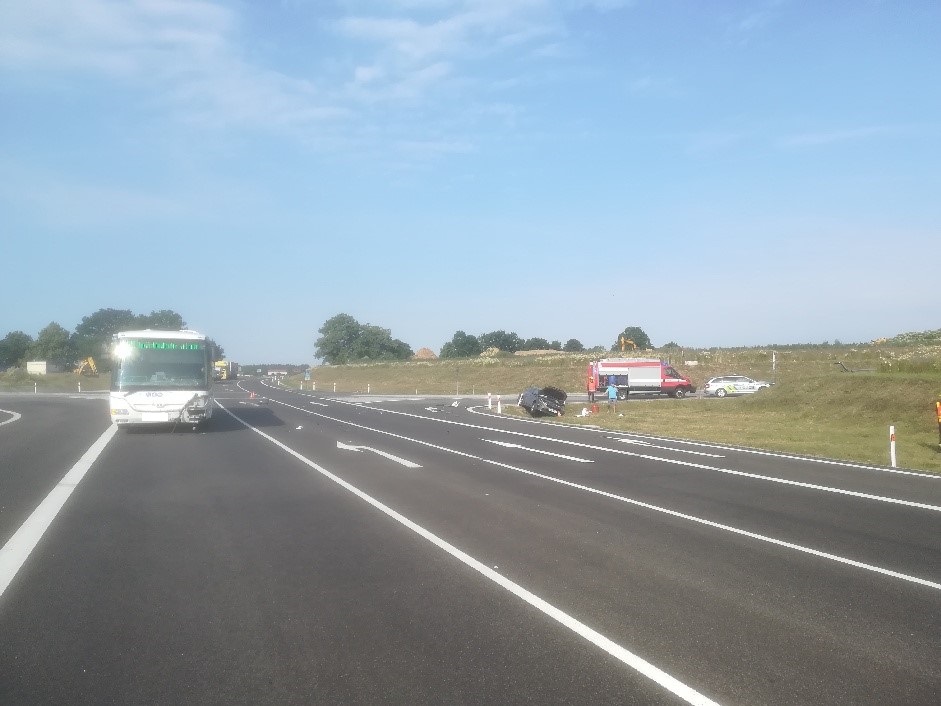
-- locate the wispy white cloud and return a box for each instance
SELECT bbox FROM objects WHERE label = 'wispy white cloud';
[0,0,629,163]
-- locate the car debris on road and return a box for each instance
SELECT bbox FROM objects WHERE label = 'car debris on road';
[518,386,566,417]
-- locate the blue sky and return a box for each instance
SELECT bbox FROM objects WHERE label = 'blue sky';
[2,0,939,363]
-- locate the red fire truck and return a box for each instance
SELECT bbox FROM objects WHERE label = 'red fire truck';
[587,358,696,400]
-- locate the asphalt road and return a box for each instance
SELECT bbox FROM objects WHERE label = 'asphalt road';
[1,382,939,705]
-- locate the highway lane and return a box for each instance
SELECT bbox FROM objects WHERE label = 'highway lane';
[0,394,110,546]
[257,382,941,581]
[247,381,941,702]
[0,382,939,704]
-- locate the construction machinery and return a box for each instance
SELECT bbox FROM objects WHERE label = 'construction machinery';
[74,357,99,376]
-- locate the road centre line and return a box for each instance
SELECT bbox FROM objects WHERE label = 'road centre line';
[0,409,22,427]
[319,398,941,514]
[254,396,941,591]
[216,401,719,706]
[0,424,117,600]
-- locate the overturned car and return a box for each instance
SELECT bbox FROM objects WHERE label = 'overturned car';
[518,386,567,417]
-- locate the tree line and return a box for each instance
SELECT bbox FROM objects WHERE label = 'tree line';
[315,314,653,365]
[0,308,224,371]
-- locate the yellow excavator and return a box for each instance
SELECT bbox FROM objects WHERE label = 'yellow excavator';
[74,357,99,376]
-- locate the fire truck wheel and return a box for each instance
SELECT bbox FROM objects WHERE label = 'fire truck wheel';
[673,388,686,398]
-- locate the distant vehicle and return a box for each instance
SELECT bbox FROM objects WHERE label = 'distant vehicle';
[213,360,238,381]
[518,386,567,417]
[109,329,214,429]
[703,375,773,398]
[587,358,696,400]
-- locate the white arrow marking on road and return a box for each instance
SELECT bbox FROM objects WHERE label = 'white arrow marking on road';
[337,441,422,468]
[484,439,593,463]
[451,400,460,407]
[612,437,724,458]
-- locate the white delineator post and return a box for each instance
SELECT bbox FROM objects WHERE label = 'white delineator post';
[889,426,897,468]
[487,393,492,410]
[496,396,502,414]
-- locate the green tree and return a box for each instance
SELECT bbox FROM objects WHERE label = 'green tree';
[439,331,482,359]
[29,322,74,363]
[478,330,523,353]
[316,313,363,364]
[73,308,141,359]
[206,338,225,362]
[522,337,551,350]
[139,309,186,329]
[612,326,652,351]
[563,338,585,352]
[0,331,34,368]
[315,314,412,364]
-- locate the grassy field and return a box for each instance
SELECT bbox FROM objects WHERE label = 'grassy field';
[0,368,110,393]
[293,344,941,473]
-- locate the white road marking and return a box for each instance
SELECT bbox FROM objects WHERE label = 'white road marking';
[330,400,941,513]
[484,439,593,463]
[309,401,329,407]
[0,409,22,427]
[0,424,117,599]
[218,401,719,706]
[613,437,725,458]
[337,440,422,468]
[262,396,941,590]
[424,407,440,412]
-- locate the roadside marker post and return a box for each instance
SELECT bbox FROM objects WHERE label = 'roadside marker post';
[936,401,941,446]
[496,396,502,414]
[889,426,897,468]
[487,393,492,410]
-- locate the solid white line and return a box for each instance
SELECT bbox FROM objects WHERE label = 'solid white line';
[0,424,117,599]
[468,406,938,478]
[606,431,938,478]
[484,439,593,463]
[263,396,941,591]
[0,409,22,427]
[218,401,719,706]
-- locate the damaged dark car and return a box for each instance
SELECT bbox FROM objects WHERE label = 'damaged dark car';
[518,386,567,417]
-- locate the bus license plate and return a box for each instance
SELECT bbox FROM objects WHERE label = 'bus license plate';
[142,412,171,422]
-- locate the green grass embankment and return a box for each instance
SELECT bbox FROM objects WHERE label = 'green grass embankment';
[294,347,941,473]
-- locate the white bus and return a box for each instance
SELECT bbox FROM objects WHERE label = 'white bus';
[109,329,214,429]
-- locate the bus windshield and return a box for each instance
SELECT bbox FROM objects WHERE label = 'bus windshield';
[111,339,210,392]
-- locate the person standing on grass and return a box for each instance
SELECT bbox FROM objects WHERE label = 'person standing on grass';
[587,374,597,402]
[607,381,618,408]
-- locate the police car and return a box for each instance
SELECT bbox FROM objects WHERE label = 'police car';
[703,375,772,398]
